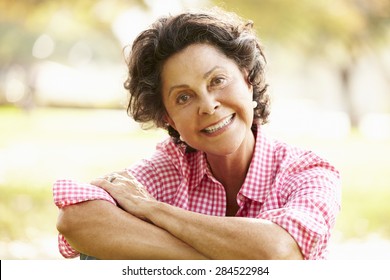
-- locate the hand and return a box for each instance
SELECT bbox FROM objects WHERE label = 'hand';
[90,170,156,221]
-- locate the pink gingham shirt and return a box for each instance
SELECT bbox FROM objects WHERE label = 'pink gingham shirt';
[53,125,341,259]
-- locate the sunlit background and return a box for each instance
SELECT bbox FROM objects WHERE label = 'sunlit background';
[1,0,390,259]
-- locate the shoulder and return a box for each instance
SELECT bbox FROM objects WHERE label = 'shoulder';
[271,139,341,203]
[153,138,203,171]
[255,128,337,176]
[127,137,204,199]
[256,130,341,192]
[270,137,339,178]
[128,138,182,180]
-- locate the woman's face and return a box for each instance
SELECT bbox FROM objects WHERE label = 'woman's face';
[161,43,254,156]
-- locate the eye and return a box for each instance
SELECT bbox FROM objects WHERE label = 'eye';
[210,76,227,87]
[176,92,191,105]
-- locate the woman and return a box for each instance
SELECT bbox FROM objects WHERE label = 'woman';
[54,8,341,260]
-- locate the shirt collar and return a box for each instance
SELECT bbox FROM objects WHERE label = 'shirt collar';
[157,138,211,191]
[169,125,277,200]
[239,125,276,203]
[188,151,210,190]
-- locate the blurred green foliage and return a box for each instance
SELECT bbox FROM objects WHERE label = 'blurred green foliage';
[214,0,390,50]
[0,186,57,241]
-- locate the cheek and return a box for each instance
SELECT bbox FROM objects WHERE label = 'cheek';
[167,108,194,132]
[225,83,252,106]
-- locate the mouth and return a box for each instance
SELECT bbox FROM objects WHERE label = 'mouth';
[201,114,235,134]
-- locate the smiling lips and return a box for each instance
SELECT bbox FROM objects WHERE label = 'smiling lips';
[201,114,235,134]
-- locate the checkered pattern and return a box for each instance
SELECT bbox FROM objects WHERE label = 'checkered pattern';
[53,125,341,259]
[53,180,117,258]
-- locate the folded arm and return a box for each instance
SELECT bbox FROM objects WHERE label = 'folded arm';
[147,202,303,259]
[91,174,303,260]
[56,200,208,259]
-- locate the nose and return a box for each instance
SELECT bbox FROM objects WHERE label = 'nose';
[198,94,220,115]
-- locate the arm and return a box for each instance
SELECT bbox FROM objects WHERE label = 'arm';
[56,200,208,260]
[147,202,303,259]
[92,175,303,260]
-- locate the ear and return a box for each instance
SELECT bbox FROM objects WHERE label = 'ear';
[242,69,253,92]
[163,114,176,130]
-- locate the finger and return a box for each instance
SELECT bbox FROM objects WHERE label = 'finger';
[92,174,114,184]
[115,169,142,182]
[106,172,141,187]
[106,173,131,185]
[101,172,124,183]
[108,175,153,200]
[90,178,113,190]
[107,176,116,183]
[116,169,131,178]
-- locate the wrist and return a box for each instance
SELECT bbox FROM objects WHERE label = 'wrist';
[144,199,166,225]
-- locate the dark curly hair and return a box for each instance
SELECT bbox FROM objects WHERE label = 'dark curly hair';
[124,8,270,147]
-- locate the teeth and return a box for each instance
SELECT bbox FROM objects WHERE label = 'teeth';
[203,115,234,133]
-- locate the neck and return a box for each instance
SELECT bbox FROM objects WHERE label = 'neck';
[206,129,255,192]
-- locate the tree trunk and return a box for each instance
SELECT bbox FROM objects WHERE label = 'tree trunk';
[340,64,359,128]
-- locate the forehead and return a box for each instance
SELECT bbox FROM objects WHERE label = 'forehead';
[161,43,237,83]
[172,43,225,61]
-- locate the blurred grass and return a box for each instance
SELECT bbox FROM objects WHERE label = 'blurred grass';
[0,186,56,240]
[1,106,390,258]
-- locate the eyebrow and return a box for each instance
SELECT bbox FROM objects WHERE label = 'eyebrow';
[167,66,223,97]
[203,66,222,79]
[167,84,188,97]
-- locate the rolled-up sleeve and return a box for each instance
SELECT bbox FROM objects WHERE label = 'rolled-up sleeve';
[53,179,117,258]
[257,167,341,259]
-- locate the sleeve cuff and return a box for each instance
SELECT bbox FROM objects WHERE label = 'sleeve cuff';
[53,179,117,258]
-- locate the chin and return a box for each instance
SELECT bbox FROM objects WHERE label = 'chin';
[204,141,243,157]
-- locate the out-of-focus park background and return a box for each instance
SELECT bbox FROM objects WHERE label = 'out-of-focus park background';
[1,0,390,259]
